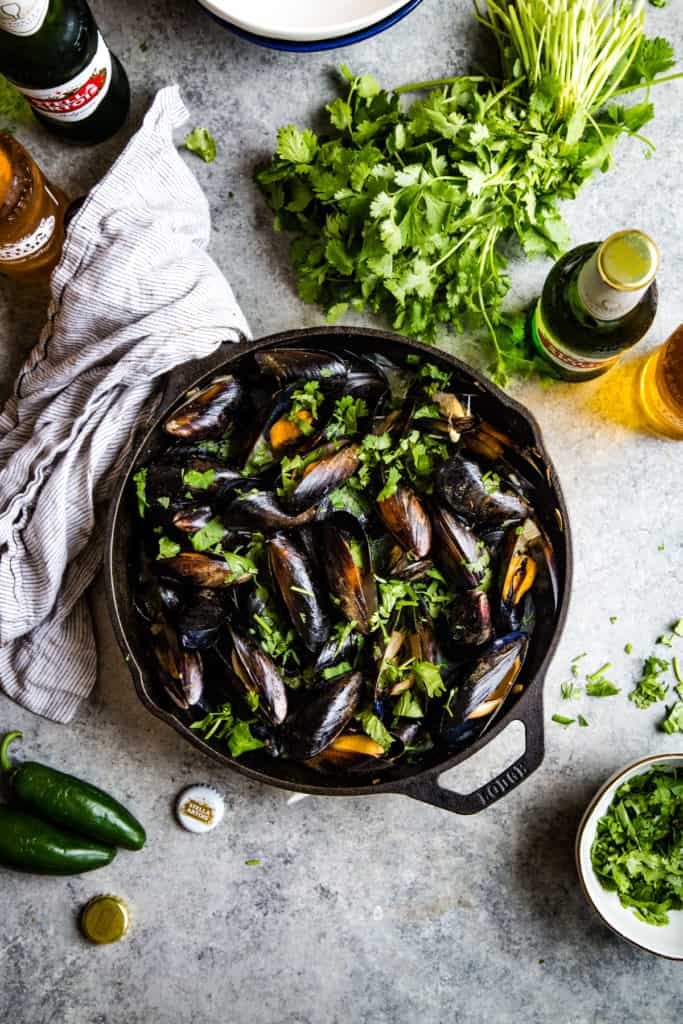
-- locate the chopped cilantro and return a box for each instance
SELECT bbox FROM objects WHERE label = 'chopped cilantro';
[183,468,216,490]
[289,381,324,434]
[197,435,233,461]
[393,690,424,718]
[190,702,265,758]
[629,655,670,709]
[552,714,574,726]
[133,468,148,517]
[661,702,683,734]
[609,616,618,624]
[413,661,445,698]
[624,643,633,655]
[157,536,181,560]
[190,517,226,552]
[245,859,261,866]
[585,680,621,698]
[591,767,683,926]
[183,127,217,163]
[157,496,170,509]
[560,681,582,700]
[321,661,353,680]
[356,709,393,751]
[325,395,368,439]
[578,715,589,727]
[481,470,501,496]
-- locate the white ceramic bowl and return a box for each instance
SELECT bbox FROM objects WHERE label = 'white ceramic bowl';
[197,0,410,41]
[576,753,683,960]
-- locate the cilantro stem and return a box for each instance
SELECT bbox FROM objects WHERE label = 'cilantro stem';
[608,71,683,98]
[393,75,489,95]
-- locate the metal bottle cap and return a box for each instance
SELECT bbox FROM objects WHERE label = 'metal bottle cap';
[597,230,659,291]
[80,895,130,944]
[175,784,225,833]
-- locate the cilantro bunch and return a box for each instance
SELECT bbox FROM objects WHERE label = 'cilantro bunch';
[257,1,681,384]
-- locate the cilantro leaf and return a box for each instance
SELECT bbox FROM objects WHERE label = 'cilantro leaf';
[183,128,217,163]
[356,709,393,751]
[157,536,181,560]
[660,701,683,734]
[276,125,318,164]
[133,468,148,518]
[183,468,216,490]
[190,517,226,552]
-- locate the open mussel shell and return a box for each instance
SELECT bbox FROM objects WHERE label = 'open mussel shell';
[322,515,377,635]
[496,519,538,633]
[163,375,243,440]
[255,348,348,386]
[287,442,361,514]
[158,552,254,588]
[224,629,288,725]
[151,618,204,709]
[377,483,432,559]
[386,545,434,582]
[432,505,487,589]
[441,632,528,742]
[437,453,530,528]
[267,533,330,653]
[275,672,363,761]
[450,588,493,648]
[305,732,391,774]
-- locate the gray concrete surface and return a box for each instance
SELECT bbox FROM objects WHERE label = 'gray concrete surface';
[1,1,682,1022]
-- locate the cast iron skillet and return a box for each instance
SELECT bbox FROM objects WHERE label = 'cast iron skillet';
[105,326,572,814]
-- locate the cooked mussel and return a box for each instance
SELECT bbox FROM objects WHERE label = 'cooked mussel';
[442,633,527,738]
[267,533,330,652]
[437,453,530,528]
[151,618,204,708]
[497,519,538,632]
[255,348,347,386]
[287,443,361,514]
[276,672,363,761]
[176,589,228,649]
[222,489,319,530]
[305,732,389,774]
[227,629,288,725]
[158,552,254,588]
[432,505,488,589]
[163,375,243,440]
[322,517,377,635]
[386,545,434,581]
[450,588,493,647]
[377,483,431,558]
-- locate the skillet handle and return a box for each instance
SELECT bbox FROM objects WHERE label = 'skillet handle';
[399,688,545,815]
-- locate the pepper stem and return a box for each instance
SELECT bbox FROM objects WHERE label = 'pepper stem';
[0,731,22,773]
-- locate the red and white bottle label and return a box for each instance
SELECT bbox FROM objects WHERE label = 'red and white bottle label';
[13,31,112,123]
[0,0,49,36]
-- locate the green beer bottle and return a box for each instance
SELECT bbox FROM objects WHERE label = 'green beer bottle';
[530,230,659,382]
[0,0,130,145]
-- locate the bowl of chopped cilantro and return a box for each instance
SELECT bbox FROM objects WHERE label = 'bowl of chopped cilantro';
[576,754,683,959]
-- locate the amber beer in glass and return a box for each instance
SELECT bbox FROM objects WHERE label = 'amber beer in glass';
[639,326,683,440]
[0,0,130,144]
[0,132,68,280]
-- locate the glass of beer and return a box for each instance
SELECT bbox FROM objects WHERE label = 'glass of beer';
[0,132,69,281]
[639,326,683,440]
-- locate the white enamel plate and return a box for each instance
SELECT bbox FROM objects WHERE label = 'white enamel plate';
[197,0,411,41]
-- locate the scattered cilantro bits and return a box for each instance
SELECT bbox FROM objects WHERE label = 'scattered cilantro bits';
[590,767,683,926]
[183,127,217,163]
[552,714,575,727]
[629,656,669,710]
[257,5,681,383]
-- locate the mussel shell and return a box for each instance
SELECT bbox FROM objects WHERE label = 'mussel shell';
[437,454,530,528]
[267,533,331,653]
[386,546,434,582]
[450,589,493,647]
[222,490,319,530]
[432,506,487,589]
[313,630,362,677]
[152,619,204,709]
[158,552,253,588]
[287,443,361,514]
[322,518,377,635]
[255,348,348,386]
[176,589,228,649]
[443,633,528,732]
[305,732,390,774]
[163,375,243,440]
[172,505,215,533]
[496,520,538,633]
[377,483,431,558]
[227,629,288,725]
[277,672,364,761]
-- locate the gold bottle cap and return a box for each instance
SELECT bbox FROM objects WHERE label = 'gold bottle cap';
[597,230,659,291]
[80,895,130,945]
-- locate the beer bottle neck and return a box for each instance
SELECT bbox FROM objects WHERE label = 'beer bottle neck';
[575,251,647,322]
[0,0,51,36]
[575,230,658,323]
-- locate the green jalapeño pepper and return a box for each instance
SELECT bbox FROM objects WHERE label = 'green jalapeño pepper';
[0,806,115,875]
[1,732,146,851]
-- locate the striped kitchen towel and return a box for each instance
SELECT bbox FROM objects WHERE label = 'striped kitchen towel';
[0,85,250,723]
